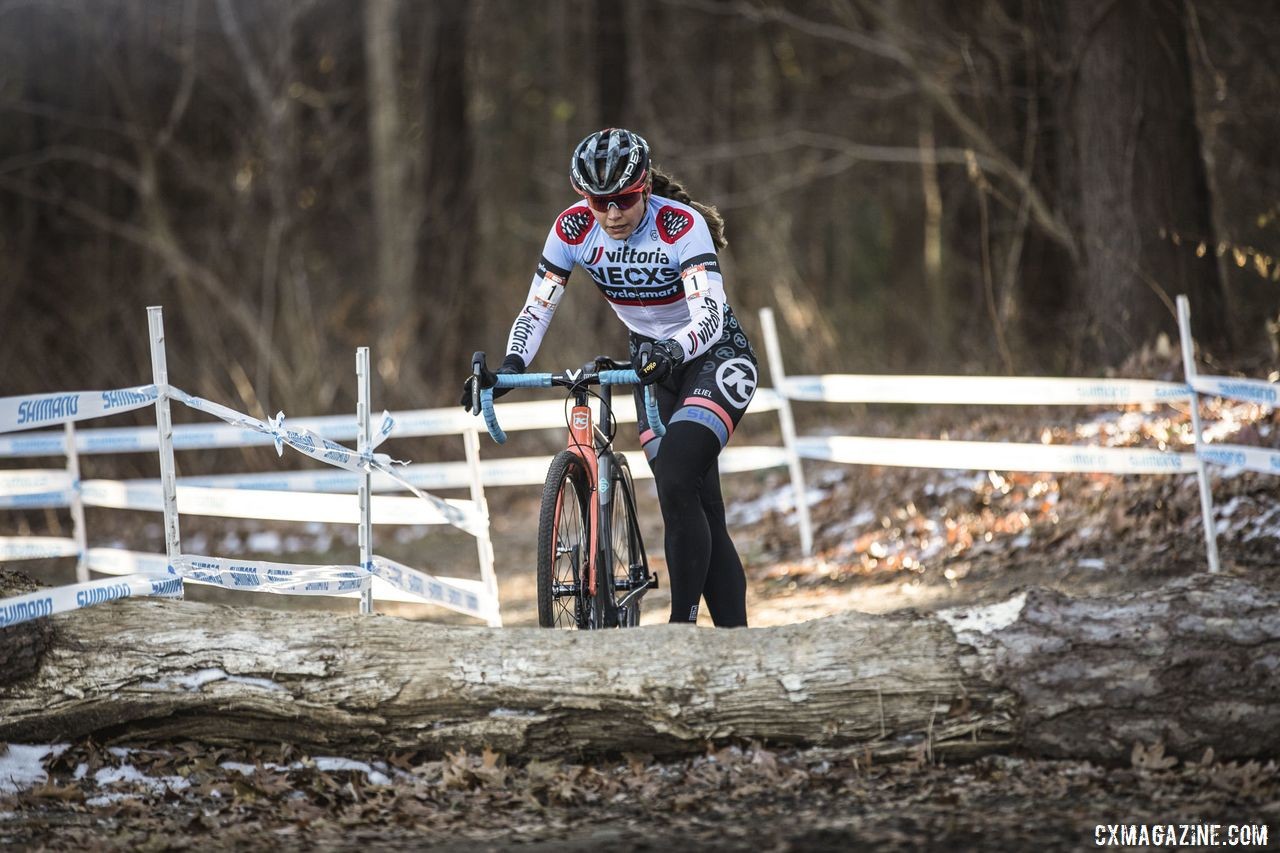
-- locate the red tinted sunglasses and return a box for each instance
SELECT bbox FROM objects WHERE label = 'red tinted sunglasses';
[584,189,645,213]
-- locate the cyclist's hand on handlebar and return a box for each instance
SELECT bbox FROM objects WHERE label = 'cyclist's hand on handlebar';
[633,339,682,386]
[460,353,526,411]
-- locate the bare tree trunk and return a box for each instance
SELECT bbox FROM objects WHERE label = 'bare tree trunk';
[365,0,421,391]
[3,575,1275,763]
[1060,0,1227,362]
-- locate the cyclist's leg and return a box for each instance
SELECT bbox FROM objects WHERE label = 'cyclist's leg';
[651,419,719,622]
[698,461,748,628]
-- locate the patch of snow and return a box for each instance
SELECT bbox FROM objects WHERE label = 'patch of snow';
[176,668,229,690]
[220,760,286,775]
[227,674,286,692]
[0,744,68,794]
[312,757,391,786]
[488,708,540,718]
[1076,558,1107,570]
[938,592,1027,636]
[83,761,190,806]
[140,668,284,693]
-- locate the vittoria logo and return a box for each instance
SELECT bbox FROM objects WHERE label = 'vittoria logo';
[657,206,694,243]
[556,207,594,244]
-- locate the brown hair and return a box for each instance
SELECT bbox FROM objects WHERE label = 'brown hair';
[650,166,727,250]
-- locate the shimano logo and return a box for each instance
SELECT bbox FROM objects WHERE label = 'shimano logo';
[0,596,54,627]
[1156,384,1192,400]
[1202,448,1247,467]
[1075,384,1126,401]
[102,387,157,410]
[149,578,183,597]
[1217,381,1277,405]
[230,566,261,587]
[1069,452,1108,468]
[1128,453,1183,471]
[76,583,131,608]
[17,394,79,425]
[321,438,350,466]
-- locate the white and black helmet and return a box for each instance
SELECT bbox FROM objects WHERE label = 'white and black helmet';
[570,128,650,196]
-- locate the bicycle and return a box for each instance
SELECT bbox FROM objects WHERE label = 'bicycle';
[468,353,664,629]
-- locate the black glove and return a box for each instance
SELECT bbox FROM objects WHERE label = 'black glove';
[460,354,526,412]
[633,339,682,386]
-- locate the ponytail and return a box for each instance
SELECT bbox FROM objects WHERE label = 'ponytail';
[650,166,727,251]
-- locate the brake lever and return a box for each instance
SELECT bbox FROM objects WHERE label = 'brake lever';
[470,351,487,416]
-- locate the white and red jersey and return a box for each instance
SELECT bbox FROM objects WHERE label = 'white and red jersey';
[505,194,729,366]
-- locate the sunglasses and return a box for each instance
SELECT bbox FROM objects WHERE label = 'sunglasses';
[583,189,645,213]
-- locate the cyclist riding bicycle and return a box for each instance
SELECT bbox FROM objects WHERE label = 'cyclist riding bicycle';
[462,128,758,628]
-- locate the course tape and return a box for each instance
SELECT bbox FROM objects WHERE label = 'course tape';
[782,375,1191,406]
[173,554,370,596]
[0,393,783,459]
[1191,375,1279,408]
[369,555,486,618]
[1198,443,1280,475]
[0,384,159,435]
[0,536,80,562]
[165,386,472,534]
[0,573,182,629]
[795,435,1194,474]
[0,490,74,510]
[164,386,395,475]
[78,480,480,531]
[0,469,73,496]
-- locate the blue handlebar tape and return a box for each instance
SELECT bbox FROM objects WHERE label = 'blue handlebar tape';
[644,386,665,438]
[479,388,507,444]
[599,370,637,385]
[493,373,554,388]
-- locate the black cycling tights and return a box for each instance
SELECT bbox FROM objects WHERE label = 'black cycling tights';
[650,419,748,627]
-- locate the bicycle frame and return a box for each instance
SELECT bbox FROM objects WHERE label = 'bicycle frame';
[562,382,614,616]
[475,352,663,629]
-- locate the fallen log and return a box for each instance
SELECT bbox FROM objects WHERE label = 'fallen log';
[1,574,1276,762]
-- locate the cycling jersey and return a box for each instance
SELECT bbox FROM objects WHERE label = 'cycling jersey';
[505,194,730,366]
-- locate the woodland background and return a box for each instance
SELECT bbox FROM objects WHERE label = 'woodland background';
[1,0,1277,416]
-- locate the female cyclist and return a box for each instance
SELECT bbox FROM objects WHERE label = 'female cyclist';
[463,128,757,627]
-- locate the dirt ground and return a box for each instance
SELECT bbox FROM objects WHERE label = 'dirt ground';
[3,392,1279,850]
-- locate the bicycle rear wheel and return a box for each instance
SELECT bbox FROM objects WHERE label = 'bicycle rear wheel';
[608,452,649,627]
[536,450,591,629]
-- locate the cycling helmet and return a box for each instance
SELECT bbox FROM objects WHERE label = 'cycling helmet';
[569,128,650,196]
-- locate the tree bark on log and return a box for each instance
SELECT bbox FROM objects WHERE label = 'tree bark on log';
[1,575,1276,763]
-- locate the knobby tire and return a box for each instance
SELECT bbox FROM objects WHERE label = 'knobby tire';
[536,450,591,629]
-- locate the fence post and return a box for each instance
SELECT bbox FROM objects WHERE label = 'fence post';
[147,306,183,587]
[463,424,501,627]
[1175,294,1221,574]
[64,421,88,582]
[758,308,814,557]
[356,347,375,614]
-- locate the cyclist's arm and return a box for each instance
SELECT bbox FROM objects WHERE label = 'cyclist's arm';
[667,217,728,362]
[505,221,577,366]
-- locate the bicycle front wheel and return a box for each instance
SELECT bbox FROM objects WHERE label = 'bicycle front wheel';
[536,450,591,629]
[609,452,649,627]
